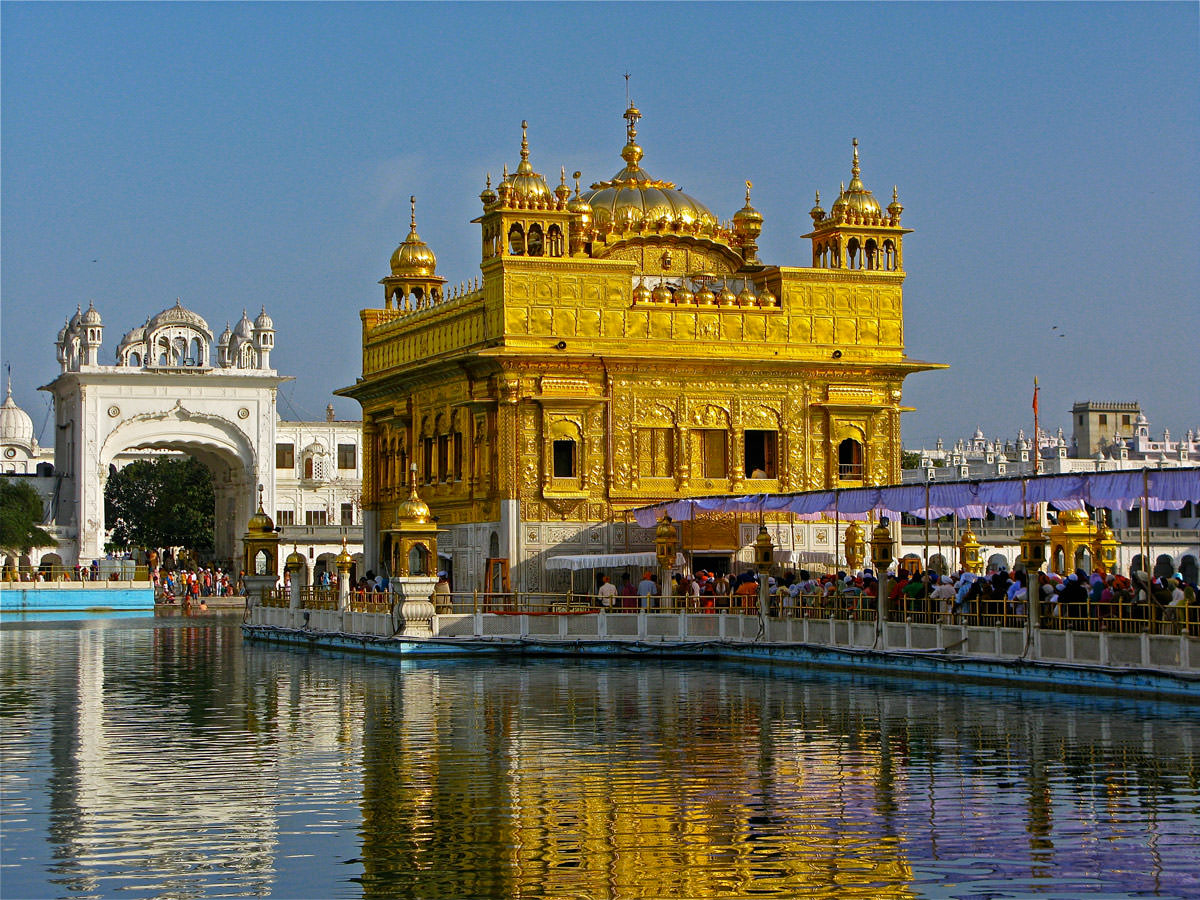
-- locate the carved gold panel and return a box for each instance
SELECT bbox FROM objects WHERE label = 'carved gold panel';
[859,317,879,344]
[649,311,673,339]
[602,309,625,337]
[504,307,527,334]
[552,307,577,337]
[576,308,600,337]
[530,306,553,334]
[719,316,743,342]
[533,279,554,303]
[674,311,697,341]
[743,315,766,343]
[880,319,901,345]
[833,288,852,312]
[766,314,788,344]
[509,276,530,301]
[813,316,834,343]
[626,310,648,339]
[836,318,857,345]
[583,281,603,303]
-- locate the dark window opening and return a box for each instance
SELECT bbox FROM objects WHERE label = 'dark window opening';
[744,430,777,479]
[699,430,727,478]
[337,443,356,469]
[306,509,328,526]
[838,438,864,480]
[275,509,295,526]
[340,503,354,526]
[553,440,576,478]
[276,443,295,469]
[438,435,450,482]
[422,437,434,484]
[1098,414,1108,426]
[453,432,463,481]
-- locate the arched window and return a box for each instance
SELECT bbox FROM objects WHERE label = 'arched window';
[837,438,864,480]
[527,224,544,257]
[864,239,878,271]
[883,239,896,270]
[304,457,314,480]
[546,224,564,257]
[846,238,860,270]
[129,352,141,367]
[508,224,525,256]
[1053,545,1066,575]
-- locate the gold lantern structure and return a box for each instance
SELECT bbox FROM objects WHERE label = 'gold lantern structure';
[844,521,865,572]
[958,525,983,575]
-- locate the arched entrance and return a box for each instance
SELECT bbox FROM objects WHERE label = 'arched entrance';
[96,413,262,570]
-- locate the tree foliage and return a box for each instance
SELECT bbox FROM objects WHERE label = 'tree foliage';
[0,479,56,554]
[900,450,923,470]
[104,457,215,552]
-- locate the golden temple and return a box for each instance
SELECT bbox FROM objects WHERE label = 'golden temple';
[338,103,943,590]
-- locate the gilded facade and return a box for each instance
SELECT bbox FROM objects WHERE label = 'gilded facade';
[339,105,942,590]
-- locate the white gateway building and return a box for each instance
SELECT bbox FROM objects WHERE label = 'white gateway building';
[37,299,363,576]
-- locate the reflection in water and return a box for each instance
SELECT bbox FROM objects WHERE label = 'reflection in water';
[1,616,1197,899]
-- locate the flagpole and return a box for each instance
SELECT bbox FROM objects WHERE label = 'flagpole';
[1032,376,1040,477]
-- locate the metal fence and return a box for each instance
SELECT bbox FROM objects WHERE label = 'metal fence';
[3,564,150,583]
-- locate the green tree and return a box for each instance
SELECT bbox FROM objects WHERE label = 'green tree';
[900,450,923,470]
[104,457,215,553]
[0,479,56,555]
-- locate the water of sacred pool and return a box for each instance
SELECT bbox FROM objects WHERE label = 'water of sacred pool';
[1,613,1198,899]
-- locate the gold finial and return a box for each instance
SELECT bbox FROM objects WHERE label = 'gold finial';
[409,195,417,232]
[745,180,753,203]
[893,185,898,202]
[815,190,821,204]
[573,170,582,196]
[851,138,860,177]
[486,173,491,189]
[520,120,529,162]
[257,482,265,513]
[560,165,566,186]
[503,163,509,179]
[624,101,641,143]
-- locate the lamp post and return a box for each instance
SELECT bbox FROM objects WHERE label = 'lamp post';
[958,526,983,575]
[654,515,677,611]
[1092,509,1119,576]
[844,521,866,573]
[753,524,774,622]
[870,518,895,628]
[1018,513,1047,630]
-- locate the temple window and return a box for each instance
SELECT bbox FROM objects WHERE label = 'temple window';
[276,443,295,469]
[408,544,429,576]
[453,432,463,481]
[508,224,525,255]
[438,434,450,482]
[527,224,544,257]
[846,238,860,270]
[422,437,435,484]
[129,352,141,367]
[697,429,727,478]
[340,503,354,526]
[275,509,295,526]
[744,430,777,479]
[838,438,864,480]
[305,509,328,526]
[552,439,577,478]
[547,224,564,257]
[883,239,896,270]
[639,427,674,478]
[337,443,356,469]
[864,239,878,271]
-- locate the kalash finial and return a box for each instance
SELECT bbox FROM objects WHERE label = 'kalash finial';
[851,137,860,178]
[409,195,417,233]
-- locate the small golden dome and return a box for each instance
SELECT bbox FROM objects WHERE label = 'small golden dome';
[555,167,571,204]
[390,196,438,277]
[732,181,763,237]
[696,284,716,305]
[887,185,903,222]
[285,546,306,569]
[758,286,778,307]
[633,279,653,304]
[651,282,672,304]
[335,537,353,568]
[736,285,756,306]
[507,121,551,204]
[1056,509,1091,527]
[479,173,497,206]
[248,504,274,534]
[396,465,431,524]
[831,139,882,219]
[567,171,592,219]
[809,190,825,224]
[718,283,737,306]
[673,284,694,305]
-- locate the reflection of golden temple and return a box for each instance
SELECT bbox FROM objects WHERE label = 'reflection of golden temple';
[338,104,943,590]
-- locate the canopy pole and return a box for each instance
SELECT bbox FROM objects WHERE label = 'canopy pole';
[834,489,840,571]
[1142,469,1151,582]
[924,482,931,569]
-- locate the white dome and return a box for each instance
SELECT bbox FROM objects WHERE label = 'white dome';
[0,380,35,448]
[147,299,211,337]
[254,307,273,330]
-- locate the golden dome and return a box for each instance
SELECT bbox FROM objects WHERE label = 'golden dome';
[285,546,306,569]
[633,279,653,304]
[830,139,882,220]
[718,283,737,306]
[335,537,353,568]
[736,285,756,306]
[673,284,694,304]
[566,172,592,220]
[396,465,431,524]
[502,121,551,205]
[1056,509,1091,527]
[809,190,825,224]
[582,103,718,234]
[696,284,716,305]
[479,173,497,206]
[732,181,763,237]
[247,505,274,534]
[651,282,672,304]
[758,285,778,307]
[390,196,438,277]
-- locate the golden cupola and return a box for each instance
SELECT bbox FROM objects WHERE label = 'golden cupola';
[501,121,552,207]
[390,197,438,277]
[582,102,718,235]
[732,180,763,265]
[829,138,882,222]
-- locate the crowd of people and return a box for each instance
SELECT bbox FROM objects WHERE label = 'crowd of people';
[153,567,236,605]
[585,564,1197,634]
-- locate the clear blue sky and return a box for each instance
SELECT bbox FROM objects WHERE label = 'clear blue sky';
[3,2,1197,448]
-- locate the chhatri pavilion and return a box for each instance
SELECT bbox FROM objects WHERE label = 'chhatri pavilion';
[338,103,942,591]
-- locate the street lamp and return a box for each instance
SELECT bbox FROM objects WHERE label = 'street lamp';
[871,519,895,626]
[1018,513,1047,628]
[844,521,865,572]
[654,515,677,610]
[754,524,773,620]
